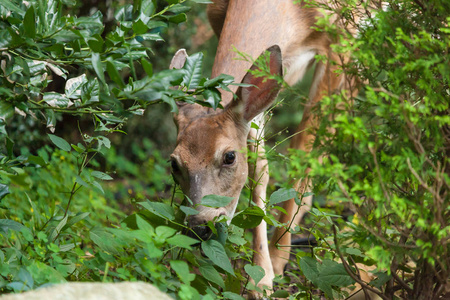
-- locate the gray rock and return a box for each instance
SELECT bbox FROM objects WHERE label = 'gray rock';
[0,282,173,300]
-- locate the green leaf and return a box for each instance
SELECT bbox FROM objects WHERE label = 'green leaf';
[106,61,125,88]
[139,200,175,221]
[141,58,153,77]
[49,215,68,241]
[91,171,113,180]
[62,212,90,231]
[182,52,203,89]
[0,219,23,233]
[0,184,10,200]
[90,228,121,255]
[244,264,265,286]
[222,292,245,300]
[201,239,235,275]
[199,264,225,288]
[268,188,297,206]
[270,290,290,298]
[26,155,47,167]
[48,134,71,152]
[23,6,36,39]
[132,19,148,35]
[202,88,221,109]
[91,52,106,85]
[300,257,354,298]
[168,13,186,24]
[0,0,24,14]
[189,0,213,3]
[231,206,265,229]
[180,205,199,216]
[200,194,234,208]
[166,234,198,250]
[170,260,195,283]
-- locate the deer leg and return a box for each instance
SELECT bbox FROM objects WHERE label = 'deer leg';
[247,115,275,293]
[269,58,344,275]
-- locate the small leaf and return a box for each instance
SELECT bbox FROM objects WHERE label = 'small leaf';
[270,290,290,298]
[202,88,221,110]
[182,52,203,89]
[244,264,265,286]
[141,58,153,77]
[23,6,36,39]
[48,134,71,152]
[170,260,195,283]
[180,205,199,216]
[231,206,264,229]
[268,188,297,206]
[166,234,198,250]
[106,61,125,88]
[91,52,106,85]
[139,200,175,221]
[201,194,234,208]
[91,171,113,181]
[0,184,10,200]
[0,219,23,233]
[199,264,225,288]
[201,239,235,275]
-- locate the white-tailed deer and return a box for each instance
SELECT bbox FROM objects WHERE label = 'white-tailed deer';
[170,0,352,295]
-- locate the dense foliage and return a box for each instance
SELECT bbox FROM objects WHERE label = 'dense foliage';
[0,0,448,299]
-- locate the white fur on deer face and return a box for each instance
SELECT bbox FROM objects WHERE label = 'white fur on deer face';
[170,45,283,238]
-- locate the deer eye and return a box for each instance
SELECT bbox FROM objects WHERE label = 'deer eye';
[223,151,236,165]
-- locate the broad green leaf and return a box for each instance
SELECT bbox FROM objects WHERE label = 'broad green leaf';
[155,225,177,240]
[231,206,264,229]
[43,92,71,107]
[27,261,66,285]
[190,0,213,3]
[182,52,203,89]
[0,184,10,200]
[90,228,122,255]
[166,234,198,250]
[201,239,234,275]
[202,88,221,109]
[201,194,234,208]
[268,188,297,206]
[0,0,23,13]
[91,52,106,85]
[270,290,290,298]
[106,61,125,88]
[141,58,153,77]
[139,200,175,221]
[48,134,71,152]
[91,171,113,180]
[222,292,245,300]
[26,155,47,167]
[244,264,265,286]
[23,6,36,39]
[170,260,195,283]
[180,205,199,216]
[0,219,23,233]
[62,212,90,231]
[132,19,148,35]
[49,215,68,241]
[199,264,225,288]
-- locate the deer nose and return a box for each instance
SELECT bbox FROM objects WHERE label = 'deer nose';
[191,225,213,241]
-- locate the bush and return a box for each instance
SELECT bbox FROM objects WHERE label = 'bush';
[284,0,449,298]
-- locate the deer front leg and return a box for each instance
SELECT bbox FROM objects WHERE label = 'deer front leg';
[247,117,274,295]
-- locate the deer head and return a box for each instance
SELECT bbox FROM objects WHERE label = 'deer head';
[170,45,283,240]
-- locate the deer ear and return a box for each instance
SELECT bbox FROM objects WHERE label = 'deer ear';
[229,45,283,122]
[170,49,188,69]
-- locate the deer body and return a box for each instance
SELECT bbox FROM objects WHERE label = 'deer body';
[171,0,347,295]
